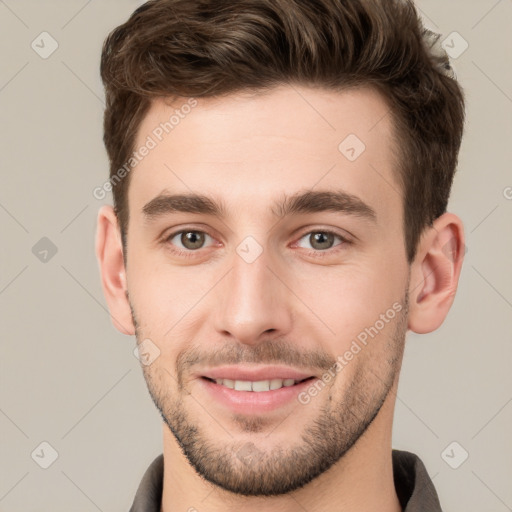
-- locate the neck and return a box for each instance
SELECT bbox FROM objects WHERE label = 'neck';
[161,382,402,512]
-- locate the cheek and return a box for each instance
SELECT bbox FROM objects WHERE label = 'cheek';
[287,269,406,381]
[292,264,402,334]
[128,270,209,363]
[127,259,201,326]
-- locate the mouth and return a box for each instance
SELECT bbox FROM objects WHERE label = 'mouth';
[195,365,321,413]
[201,375,316,392]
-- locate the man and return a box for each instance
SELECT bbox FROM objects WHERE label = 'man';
[95,0,466,510]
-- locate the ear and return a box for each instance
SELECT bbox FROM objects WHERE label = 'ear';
[408,212,465,334]
[95,205,135,335]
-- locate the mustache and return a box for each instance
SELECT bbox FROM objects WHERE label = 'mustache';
[130,296,343,379]
[175,338,337,376]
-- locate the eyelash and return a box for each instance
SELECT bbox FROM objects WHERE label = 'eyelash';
[163,227,351,259]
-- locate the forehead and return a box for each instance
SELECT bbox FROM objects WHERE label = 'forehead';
[128,85,401,225]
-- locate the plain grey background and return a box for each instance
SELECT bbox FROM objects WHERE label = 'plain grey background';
[1,1,511,510]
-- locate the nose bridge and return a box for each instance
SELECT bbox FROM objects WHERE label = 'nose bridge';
[213,239,292,344]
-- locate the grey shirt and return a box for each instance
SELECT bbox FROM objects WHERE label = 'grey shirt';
[129,449,442,511]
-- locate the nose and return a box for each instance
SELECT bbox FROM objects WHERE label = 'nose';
[212,245,294,346]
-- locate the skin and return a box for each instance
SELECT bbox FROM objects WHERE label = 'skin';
[96,85,465,512]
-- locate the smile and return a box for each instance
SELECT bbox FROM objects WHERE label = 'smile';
[202,376,315,392]
[199,376,319,414]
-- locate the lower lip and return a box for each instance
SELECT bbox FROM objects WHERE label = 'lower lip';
[198,377,317,414]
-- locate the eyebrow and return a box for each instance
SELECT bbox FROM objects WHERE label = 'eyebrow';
[142,189,377,223]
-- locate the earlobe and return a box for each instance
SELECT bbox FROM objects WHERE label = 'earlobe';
[407,213,465,334]
[95,205,135,335]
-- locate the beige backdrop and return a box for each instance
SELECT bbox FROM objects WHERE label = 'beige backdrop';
[1,1,511,510]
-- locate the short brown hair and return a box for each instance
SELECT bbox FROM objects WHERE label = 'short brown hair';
[100,0,465,263]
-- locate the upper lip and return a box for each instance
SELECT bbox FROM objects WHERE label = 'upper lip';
[198,365,316,382]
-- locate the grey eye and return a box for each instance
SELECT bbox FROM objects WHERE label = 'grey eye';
[169,231,212,250]
[297,231,342,251]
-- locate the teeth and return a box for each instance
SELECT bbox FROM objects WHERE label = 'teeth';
[252,380,270,392]
[219,378,234,389]
[234,380,252,391]
[212,378,303,391]
[270,379,283,390]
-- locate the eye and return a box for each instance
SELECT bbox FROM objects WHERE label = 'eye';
[163,227,350,258]
[166,230,215,252]
[295,230,348,252]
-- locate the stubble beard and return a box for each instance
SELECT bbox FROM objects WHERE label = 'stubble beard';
[130,293,408,496]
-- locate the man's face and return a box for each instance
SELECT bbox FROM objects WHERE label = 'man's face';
[125,85,411,495]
